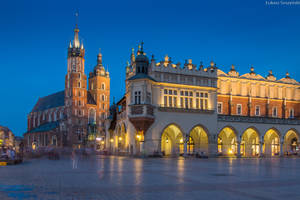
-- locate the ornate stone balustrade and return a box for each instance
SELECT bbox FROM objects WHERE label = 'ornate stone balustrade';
[158,105,214,114]
[218,115,300,125]
[129,104,155,118]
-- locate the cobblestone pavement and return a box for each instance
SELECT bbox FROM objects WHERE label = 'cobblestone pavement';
[1,156,300,200]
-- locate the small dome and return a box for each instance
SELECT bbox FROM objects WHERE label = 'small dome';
[135,54,149,63]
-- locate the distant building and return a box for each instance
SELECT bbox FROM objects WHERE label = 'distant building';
[0,126,15,148]
[107,45,300,157]
[24,24,110,150]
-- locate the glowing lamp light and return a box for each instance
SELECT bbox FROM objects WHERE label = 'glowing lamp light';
[166,137,169,143]
[228,149,233,155]
[119,137,122,141]
[110,139,114,143]
[136,135,141,141]
[96,137,102,141]
[180,138,183,143]
[101,141,105,145]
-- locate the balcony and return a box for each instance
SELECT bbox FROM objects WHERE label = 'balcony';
[218,115,300,125]
[158,104,214,114]
[129,104,154,118]
[128,104,155,133]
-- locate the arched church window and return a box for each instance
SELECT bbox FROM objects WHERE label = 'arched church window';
[78,82,81,88]
[88,109,96,124]
[54,111,57,121]
[48,112,52,122]
[101,83,105,90]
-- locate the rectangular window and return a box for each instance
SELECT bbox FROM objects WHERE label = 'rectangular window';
[217,102,222,114]
[255,106,260,116]
[196,99,199,109]
[189,98,193,108]
[180,97,184,108]
[272,107,277,117]
[174,90,177,95]
[200,99,203,109]
[185,98,188,108]
[138,91,141,104]
[164,96,167,107]
[164,89,168,94]
[169,96,172,107]
[289,108,294,119]
[237,104,242,115]
[174,97,177,107]
[204,99,208,110]
[168,90,172,95]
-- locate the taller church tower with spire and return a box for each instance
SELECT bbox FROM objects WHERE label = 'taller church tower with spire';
[65,23,88,147]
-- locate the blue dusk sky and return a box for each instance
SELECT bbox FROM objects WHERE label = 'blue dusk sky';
[0,0,300,136]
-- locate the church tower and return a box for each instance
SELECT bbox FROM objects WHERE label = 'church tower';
[88,50,110,138]
[65,23,88,147]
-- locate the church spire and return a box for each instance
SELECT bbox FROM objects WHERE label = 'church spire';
[73,11,80,48]
[130,48,135,64]
[97,48,103,65]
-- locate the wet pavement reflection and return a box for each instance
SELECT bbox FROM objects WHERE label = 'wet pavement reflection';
[1,156,300,199]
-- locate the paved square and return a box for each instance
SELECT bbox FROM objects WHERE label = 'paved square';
[1,156,300,200]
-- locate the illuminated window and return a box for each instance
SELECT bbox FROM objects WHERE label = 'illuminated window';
[163,89,178,107]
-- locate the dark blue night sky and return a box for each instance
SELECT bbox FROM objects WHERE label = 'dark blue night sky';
[0,0,300,136]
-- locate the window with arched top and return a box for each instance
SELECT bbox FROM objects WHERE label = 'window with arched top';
[78,81,81,88]
[54,111,57,121]
[88,109,96,124]
[101,83,105,90]
[48,112,52,122]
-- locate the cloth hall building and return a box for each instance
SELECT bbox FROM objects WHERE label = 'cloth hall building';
[107,45,300,157]
[24,25,110,150]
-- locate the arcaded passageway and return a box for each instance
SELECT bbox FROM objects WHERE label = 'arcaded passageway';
[161,124,184,156]
[241,128,260,157]
[218,127,237,156]
[264,129,280,157]
[284,129,299,154]
[189,126,209,155]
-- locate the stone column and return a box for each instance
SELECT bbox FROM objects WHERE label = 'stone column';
[280,142,283,157]
[237,141,241,157]
[259,142,263,157]
[183,141,187,156]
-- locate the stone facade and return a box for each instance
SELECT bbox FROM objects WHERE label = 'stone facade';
[24,25,110,150]
[107,45,300,157]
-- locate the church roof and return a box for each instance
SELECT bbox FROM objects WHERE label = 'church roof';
[87,91,97,105]
[26,121,59,134]
[32,91,65,112]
